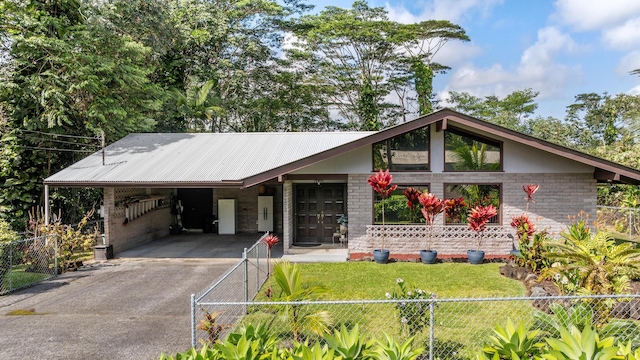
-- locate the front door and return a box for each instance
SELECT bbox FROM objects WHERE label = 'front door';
[294,184,346,244]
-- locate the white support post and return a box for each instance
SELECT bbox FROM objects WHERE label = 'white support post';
[44,185,50,225]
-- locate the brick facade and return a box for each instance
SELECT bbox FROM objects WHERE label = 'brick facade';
[346,172,596,260]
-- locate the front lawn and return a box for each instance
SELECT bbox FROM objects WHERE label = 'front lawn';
[242,262,528,359]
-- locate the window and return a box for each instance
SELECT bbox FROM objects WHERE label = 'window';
[374,185,429,225]
[444,128,502,171]
[373,126,430,171]
[444,184,501,225]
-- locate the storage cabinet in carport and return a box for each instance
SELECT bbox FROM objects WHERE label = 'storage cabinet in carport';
[94,244,114,260]
[217,199,237,234]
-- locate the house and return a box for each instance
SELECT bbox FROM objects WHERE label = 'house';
[44,109,640,260]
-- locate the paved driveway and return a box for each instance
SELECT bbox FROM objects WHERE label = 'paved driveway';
[0,233,281,360]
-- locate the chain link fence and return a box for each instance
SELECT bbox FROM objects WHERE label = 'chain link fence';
[191,232,270,345]
[193,294,640,359]
[598,206,640,240]
[0,236,58,295]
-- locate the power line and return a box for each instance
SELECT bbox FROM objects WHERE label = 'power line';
[19,135,101,148]
[17,129,100,140]
[18,146,96,153]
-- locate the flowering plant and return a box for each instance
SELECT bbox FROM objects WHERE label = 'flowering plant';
[368,170,397,250]
[467,204,498,251]
[418,192,446,251]
[386,278,435,336]
[262,234,280,297]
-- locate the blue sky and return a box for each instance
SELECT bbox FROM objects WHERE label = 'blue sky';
[309,0,640,119]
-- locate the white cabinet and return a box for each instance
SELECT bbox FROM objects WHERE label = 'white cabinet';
[257,196,274,232]
[218,199,236,234]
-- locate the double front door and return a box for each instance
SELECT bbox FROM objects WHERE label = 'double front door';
[295,184,346,244]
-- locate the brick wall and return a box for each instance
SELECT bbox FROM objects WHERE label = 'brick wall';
[283,181,293,249]
[104,187,173,254]
[347,172,596,260]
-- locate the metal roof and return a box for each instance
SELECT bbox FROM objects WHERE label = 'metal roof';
[45,132,375,187]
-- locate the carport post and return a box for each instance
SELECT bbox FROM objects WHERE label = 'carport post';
[243,248,249,304]
[190,294,196,348]
[44,185,49,225]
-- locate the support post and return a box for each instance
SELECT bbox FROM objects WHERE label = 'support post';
[429,300,435,360]
[9,241,12,292]
[54,235,58,276]
[243,248,249,304]
[190,294,196,348]
[44,185,49,225]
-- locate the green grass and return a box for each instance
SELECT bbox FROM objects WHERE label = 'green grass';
[243,262,531,359]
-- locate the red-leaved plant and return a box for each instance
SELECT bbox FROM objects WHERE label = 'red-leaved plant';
[467,204,498,251]
[444,197,466,224]
[419,192,446,251]
[511,214,535,240]
[522,184,539,213]
[368,170,397,250]
[403,187,421,222]
[262,234,279,298]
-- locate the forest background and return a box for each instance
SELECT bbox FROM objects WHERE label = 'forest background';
[1,0,639,231]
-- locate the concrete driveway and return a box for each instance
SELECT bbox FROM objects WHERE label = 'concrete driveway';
[0,233,282,360]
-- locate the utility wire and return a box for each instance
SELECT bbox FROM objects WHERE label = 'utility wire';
[17,129,100,140]
[19,135,101,148]
[18,146,96,153]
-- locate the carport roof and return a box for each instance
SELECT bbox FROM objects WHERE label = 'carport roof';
[44,132,374,188]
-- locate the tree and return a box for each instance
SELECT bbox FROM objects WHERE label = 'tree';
[287,1,469,129]
[447,88,539,131]
[0,0,162,228]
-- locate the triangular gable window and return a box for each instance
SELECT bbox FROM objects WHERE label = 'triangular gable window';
[444,127,502,171]
[372,125,430,171]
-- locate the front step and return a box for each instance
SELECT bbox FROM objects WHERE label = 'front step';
[281,246,348,263]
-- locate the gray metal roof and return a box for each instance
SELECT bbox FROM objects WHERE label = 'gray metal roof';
[45,132,375,187]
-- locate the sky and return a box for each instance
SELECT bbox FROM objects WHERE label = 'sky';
[308,0,640,120]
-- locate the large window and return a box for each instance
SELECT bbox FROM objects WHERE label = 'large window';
[373,126,430,171]
[444,128,502,171]
[374,185,429,225]
[444,184,501,225]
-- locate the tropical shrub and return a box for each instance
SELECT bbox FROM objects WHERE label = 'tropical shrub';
[514,231,552,273]
[387,278,435,337]
[478,319,545,359]
[271,260,332,341]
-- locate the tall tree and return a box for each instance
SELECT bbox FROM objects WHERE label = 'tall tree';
[287,1,468,129]
[0,0,162,228]
[447,89,539,131]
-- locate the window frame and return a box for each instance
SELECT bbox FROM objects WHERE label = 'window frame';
[443,127,504,172]
[443,182,503,226]
[372,183,430,225]
[372,125,431,172]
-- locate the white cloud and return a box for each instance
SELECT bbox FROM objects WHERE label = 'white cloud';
[430,41,483,69]
[602,18,640,50]
[629,85,640,95]
[553,0,640,31]
[617,51,640,75]
[385,0,503,24]
[440,27,583,100]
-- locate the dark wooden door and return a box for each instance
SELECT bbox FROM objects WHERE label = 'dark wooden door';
[177,188,213,229]
[295,184,345,244]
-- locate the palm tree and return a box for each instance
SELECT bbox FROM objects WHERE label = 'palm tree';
[272,261,333,341]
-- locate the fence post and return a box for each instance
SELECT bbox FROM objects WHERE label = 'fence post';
[256,246,260,295]
[243,248,249,304]
[191,294,196,348]
[429,300,434,360]
[9,241,13,292]
[54,235,58,276]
